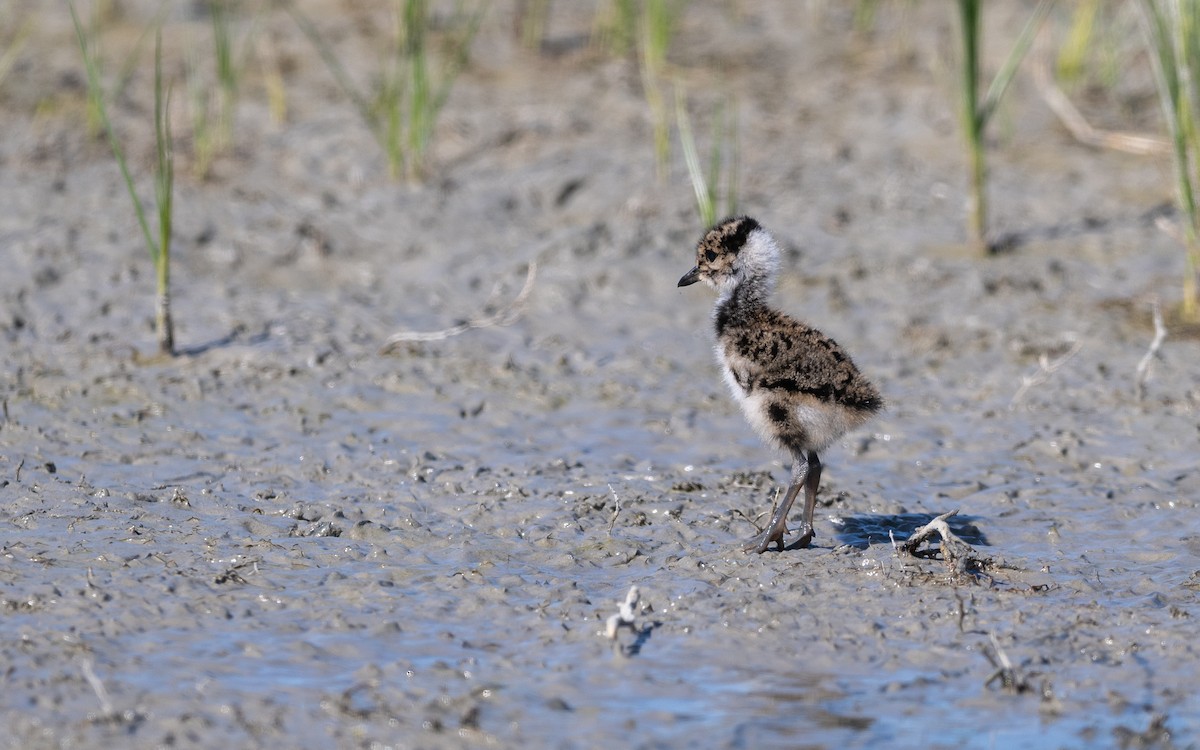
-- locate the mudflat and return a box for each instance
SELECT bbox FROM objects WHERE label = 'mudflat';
[2,2,1198,747]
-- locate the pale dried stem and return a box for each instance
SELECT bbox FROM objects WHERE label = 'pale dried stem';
[897,509,986,577]
[380,261,537,351]
[1135,299,1167,401]
[1031,51,1169,156]
[1010,339,1083,408]
[1155,213,1188,246]
[81,660,115,717]
[607,483,622,534]
[898,510,963,554]
[605,585,640,639]
[983,631,1029,693]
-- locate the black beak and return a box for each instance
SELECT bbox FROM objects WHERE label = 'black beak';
[677,267,701,287]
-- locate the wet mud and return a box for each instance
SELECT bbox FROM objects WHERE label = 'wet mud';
[2,2,1199,748]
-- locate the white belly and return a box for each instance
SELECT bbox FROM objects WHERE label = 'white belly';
[718,352,857,452]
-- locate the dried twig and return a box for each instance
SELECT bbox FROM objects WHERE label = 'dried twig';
[730,507,765,532]
[897,509,989,578]
[1155,214,1188,246]
[1010,339,1083,408]
[732,486,779,534]
[604,585,640,639]
[1031,51,1168,156]
[379,261,537,351]
[983,632,1031,693]
[897,509,962,554]
[81,660,115,717]
[607,483,622,534]
[1135,300,1167,401]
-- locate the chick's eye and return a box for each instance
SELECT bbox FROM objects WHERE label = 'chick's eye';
[704,249,717,263]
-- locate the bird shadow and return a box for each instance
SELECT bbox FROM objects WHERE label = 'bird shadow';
[826,512,990,550]
[612,621,662,658]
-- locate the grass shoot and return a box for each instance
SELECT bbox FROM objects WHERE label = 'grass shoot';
[1141,0,1200,321]
[70,4,176,355]
[1057,0,1100,85]
[186,0,256,178]
[211,0,239,147]
[515,0,553,51]
[287,0,483,181]
[955,0,1055,252]
[676,87,739,229]
[637,0,681,179]
[186,48,218,179]
[75,2,166,139]
[0,11,33,93]
[593,0,638,57]
[257,32,290,125]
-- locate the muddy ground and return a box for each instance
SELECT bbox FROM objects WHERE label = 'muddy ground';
[2,1,1199,747]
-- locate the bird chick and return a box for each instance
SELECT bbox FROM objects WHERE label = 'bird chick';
[678,216,882,553]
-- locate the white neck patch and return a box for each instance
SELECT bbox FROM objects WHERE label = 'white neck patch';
[738,228,781,289]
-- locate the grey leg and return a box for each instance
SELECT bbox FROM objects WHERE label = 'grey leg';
[743,453,810,554]
[795,450,822,549]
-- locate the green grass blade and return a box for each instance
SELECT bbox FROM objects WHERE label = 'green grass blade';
[708,97,724,213]
[155,31,174,265]
[1181,1,1200,165]
[154,30,175,354]
[725,96,739,218]
[1143,0,1196,232]
[69,1,158,263]
[0,16,33,90]
[643,0,677,71]
[978,0,1056,126]
[595,0,637,56]
[957,0,979,133]
[404,0,431,160]
[285,1,375,128]
[639,18,669,179]
[212,0,234,92]
[1141,0,1200,318]
[112,1,169,102]
[381,56,406,177]
[187,47,215,178]
[956,0,986,246]
[1057,0,1098,84]
[431,1,486,116]
[676,87,714,228]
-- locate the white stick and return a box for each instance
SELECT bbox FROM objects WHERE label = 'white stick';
[380,261,537,350]
[1135,300,1167,401]
[1010,339,1082,408]
[607,483,622,535]
[605,585,640,639]
[1031,50,1168,156]
[81,660,114,717]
